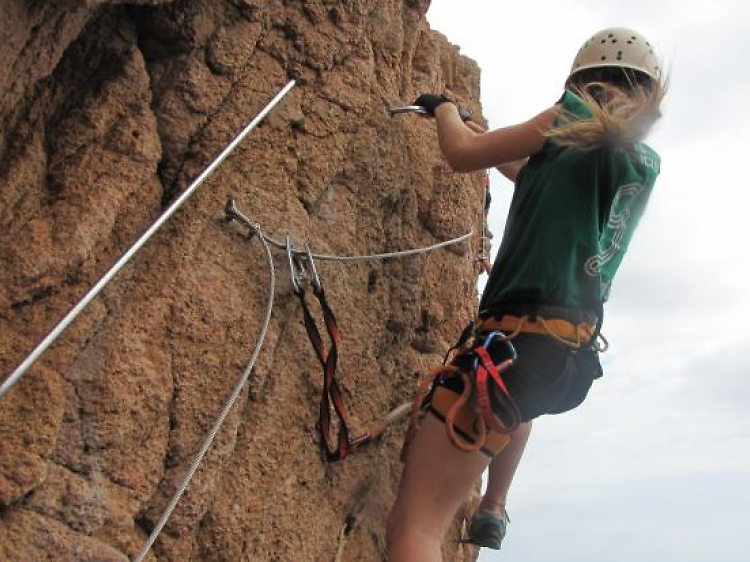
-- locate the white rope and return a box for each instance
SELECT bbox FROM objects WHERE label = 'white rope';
[132,230,276,562]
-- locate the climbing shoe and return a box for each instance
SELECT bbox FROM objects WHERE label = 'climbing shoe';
[461,508,509,550]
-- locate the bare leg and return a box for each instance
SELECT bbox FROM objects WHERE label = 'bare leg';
[479,421,532,514]
[387,415,508,562]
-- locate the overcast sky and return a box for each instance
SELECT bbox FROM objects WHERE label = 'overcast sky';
[427,2,750,561]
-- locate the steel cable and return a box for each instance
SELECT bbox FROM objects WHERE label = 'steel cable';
[132,230,276,562]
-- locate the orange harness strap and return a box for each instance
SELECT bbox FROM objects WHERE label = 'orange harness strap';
[401,332,520,459]
[477,314,602,350]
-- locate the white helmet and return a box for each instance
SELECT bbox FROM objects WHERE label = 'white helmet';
[569,27,662,82]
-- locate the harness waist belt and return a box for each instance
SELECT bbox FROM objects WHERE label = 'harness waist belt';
[477,315,595,346]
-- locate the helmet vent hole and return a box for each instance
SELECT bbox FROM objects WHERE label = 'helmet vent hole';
[611,38,618,43]
[600,55,607,61]
[617,51,623,60]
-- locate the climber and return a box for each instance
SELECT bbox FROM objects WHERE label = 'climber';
[387,27,666,562]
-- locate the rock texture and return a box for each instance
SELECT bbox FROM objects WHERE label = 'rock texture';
[0,1,487,561]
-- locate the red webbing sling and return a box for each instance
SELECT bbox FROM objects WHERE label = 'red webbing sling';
[473,345,521,434]
[296,285,355,461]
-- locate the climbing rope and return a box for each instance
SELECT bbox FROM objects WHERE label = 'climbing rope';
[132,227,276,562]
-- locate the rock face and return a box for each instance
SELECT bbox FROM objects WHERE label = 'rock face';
[0,1,486,561]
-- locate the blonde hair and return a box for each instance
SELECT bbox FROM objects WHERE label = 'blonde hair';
[547,71,666,150]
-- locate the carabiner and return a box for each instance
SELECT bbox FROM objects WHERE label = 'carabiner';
[388,105,428,117]
[472,331,517,373]
[303,241,323,296]
[286,236,305,295]
[388,105,473,122]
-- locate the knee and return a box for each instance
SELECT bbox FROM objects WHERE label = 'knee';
[386,503,443,561]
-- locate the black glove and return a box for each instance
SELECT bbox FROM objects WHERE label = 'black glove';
[413,94,453,116]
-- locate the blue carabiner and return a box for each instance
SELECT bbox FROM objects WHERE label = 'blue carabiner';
[472,331,517,372]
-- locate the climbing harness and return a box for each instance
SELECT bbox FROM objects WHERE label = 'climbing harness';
[0,80,297,402]
[403,328,521,457]
[477,313,608,352]
[402,306,608,457]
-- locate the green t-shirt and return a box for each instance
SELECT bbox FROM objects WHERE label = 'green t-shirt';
[479,90,661,316]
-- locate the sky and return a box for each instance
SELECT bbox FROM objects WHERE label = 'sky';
[426,2,750,561]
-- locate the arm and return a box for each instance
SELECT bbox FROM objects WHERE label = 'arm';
[433,103,556,173]
[464,120,527,182]
[496,161,526,182]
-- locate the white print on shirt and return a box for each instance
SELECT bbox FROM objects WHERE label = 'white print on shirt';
[634,145,660,172]
[585,182,645,277]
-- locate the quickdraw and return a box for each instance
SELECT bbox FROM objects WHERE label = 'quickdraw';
[289,240,411,462]
[289,239,352,461]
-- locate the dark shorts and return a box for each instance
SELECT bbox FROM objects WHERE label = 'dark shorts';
[436,332,603,423]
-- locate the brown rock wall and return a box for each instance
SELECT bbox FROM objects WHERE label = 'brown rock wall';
[0,1,486,561]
